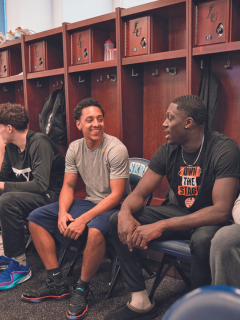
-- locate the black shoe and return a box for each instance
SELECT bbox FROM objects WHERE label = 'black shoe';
[66,283,89,319]
[104,301,158,320]
[21,277,70,303]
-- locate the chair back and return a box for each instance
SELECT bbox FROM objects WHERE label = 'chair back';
[129,157,152,206]
[162,285,240,320]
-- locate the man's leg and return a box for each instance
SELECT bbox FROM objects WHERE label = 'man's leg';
[0,192,52,290]
[81,228,106,282]
[29,222,59,269]
[21,200,86,303]
[210,224,240,287]
[104,204,191,320]
[190,225,223,289]
[67,206,119,320]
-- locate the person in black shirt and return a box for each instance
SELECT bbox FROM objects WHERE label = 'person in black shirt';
[0,102,65,290]
[104,95,240,320]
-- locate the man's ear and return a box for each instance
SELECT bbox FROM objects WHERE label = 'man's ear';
[7,124,13,133]
[76,120,82,131]
[185,117,194,129]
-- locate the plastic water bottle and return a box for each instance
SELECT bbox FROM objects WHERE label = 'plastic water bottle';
[104,39,114,61]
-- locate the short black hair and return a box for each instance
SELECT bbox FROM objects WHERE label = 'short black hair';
[74,98,105,122]
[172,95,207,125]
[0,102,29,130]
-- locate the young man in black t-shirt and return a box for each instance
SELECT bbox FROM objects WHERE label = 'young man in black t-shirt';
[104,95,240,320]
[0,103,65,290]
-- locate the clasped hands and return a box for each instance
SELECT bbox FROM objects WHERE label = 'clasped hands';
[58,212,86,240]
[118,214,163,252]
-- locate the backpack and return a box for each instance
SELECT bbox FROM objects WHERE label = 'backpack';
[39,87,67,146]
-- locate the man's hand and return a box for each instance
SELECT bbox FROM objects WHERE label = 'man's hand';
[58,212,75,234]
[131,222,164,250]
[63,215,87,240]
[0,182,4,191]
[118,211,141,252]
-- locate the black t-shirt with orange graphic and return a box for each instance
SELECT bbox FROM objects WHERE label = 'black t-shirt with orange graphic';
[149,131,240,212]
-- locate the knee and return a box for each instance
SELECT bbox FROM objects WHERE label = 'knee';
[211,225,240,255]
[87,228,106,247]
[0,192,17,218]
[190,230,215,260]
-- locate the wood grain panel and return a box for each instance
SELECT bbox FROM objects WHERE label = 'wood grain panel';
[0,50,9,78]
[91,67,119,138]
[211,51,240,146]
[126,16,150,57]
[0,83,15,103]
[46,35,64,70]
[67,72,91,143]
[27,78,49,132]
[9,45,22,76]
[196,0,228,46]
[15,81,24,106]
[143,58,187,199]
[121,64,143,158]
[29,41,45,72]
[72,29,91,65]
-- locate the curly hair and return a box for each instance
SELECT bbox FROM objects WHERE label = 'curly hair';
[172,95,207,125]
[74,98,105,122]
[0,103,29,130]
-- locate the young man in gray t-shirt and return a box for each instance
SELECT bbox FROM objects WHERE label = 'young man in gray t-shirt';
[22,98,131,320]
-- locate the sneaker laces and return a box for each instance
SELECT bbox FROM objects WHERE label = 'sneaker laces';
[70,285,89,306]
[0,260,18,280]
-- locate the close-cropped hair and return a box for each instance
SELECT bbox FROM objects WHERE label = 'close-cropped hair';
[74,97,105,122]
[0,102,29,130]
[172,95,207,125]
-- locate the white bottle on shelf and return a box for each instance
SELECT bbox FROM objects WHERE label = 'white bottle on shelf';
[104,39,114,61]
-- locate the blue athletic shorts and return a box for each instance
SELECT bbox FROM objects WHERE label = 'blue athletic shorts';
[27,199,120,248]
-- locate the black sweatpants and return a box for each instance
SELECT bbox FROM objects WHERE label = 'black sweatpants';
[110,204,222,291]
[0,191,57,257]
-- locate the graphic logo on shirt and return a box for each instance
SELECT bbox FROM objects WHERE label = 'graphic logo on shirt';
[178,166,201,208]
[12,167,32,181]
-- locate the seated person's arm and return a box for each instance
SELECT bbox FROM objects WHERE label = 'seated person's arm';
[58,172,78,233]
[132,177,239,250]
[232,193,240,224]
[0,147,14,187]
[1,138,54,193]
[63,177,127,240]
[118,168,163,250]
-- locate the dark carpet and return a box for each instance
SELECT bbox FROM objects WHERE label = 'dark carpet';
[0,246,188,320]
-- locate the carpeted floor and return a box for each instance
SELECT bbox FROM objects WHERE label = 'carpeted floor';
[0,246,189,320]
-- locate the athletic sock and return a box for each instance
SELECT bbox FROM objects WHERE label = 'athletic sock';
[12,253,27,266]
[47,267,64,283]
[130,290,152,310]
[76,278,89,290]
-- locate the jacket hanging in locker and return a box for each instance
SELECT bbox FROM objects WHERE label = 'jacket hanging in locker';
[198,67,220,131]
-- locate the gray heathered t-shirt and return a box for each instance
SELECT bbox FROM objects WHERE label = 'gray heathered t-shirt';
[65,133,131,204]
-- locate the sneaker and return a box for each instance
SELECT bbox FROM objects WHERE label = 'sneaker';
[66,284,89,319]
[6,30,15,41]
[0,255,12,270]
[0,259,31,290]
[21,277,70,303]
[14,27,35,38]
[104,301,158,320]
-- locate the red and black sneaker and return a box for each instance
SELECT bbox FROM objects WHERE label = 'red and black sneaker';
[21,277,70,303]
[66,283,89,319]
